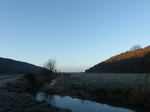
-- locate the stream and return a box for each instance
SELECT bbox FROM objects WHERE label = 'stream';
[35,92,149,112]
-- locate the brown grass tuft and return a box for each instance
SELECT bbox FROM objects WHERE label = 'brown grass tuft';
[42,83,64,94]
[127,74,150,107]
[55,75,69,85]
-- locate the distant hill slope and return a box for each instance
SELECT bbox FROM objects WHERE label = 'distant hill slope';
[85,46,150,73]
[0,57,44,74]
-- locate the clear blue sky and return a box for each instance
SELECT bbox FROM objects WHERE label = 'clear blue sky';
[0,0,150,72]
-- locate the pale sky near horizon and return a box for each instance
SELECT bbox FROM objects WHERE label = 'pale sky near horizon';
[0,0,150,72]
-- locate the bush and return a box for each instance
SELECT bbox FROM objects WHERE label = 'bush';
[24,73,37,85]
[41,69,53,81]
[1,77,33,93]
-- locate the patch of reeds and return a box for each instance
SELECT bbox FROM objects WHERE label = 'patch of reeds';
[42,83,65,94]
[80,89,92,98]
[127,74,150,108]
[55,75,69,85]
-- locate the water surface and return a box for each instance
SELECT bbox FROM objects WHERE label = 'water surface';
[36,92,139,112]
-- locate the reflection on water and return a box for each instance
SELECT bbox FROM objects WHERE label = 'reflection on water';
[36,92,138,112]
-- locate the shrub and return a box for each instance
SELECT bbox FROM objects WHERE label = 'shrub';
[1,78,32,93]
[41,69,52,78]
[24,73,37,85]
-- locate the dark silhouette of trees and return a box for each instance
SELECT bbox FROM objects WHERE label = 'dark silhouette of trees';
[42,59,57,80]
[0,57,44,74]
[43,59,57,73]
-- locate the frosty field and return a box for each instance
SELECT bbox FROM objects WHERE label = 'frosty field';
[65,73,150,93]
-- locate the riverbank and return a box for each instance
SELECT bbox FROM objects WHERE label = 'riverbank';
[0,73,71,112]
[0,90,71,112]
[42,73,150,109]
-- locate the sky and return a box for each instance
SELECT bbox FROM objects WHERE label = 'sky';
[0,0,150,72]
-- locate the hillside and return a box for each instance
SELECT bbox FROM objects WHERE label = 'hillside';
[0,57,44,74]
[85,45,150,73]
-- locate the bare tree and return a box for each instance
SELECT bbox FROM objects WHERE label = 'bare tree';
[44,59,57,72]
[130,45,142,51]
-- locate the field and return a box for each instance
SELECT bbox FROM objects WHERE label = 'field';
[63,73,150,92]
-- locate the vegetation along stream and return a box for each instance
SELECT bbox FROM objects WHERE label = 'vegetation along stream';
[35,73,150,112]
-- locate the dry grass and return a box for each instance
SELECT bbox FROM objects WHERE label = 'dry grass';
[55,75,69,85]
[80,89,92,98]
[42,83,65,94]
[128,86,150,107]
[127,74,150,107]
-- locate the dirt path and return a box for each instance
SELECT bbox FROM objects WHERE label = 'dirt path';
[0,74,23,86]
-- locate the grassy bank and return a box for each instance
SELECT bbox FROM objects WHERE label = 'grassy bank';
[0,73,71,112]
[43,73,150,108]
[0,90,71,112]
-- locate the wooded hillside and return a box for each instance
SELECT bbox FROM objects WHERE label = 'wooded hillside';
[85,45,150,73]
[0,57,44,74]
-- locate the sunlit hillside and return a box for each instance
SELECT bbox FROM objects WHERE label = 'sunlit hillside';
[86,45,150,73]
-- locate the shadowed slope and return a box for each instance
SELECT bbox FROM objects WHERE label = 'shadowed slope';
[0,57,44,73]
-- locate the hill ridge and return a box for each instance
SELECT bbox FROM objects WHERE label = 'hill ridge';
[0,57,44,74]
[85,45,150,73]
